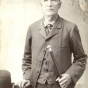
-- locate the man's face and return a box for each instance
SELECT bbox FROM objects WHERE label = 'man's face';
[40,0,61,16]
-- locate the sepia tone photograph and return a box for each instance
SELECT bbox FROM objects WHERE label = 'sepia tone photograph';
[0,0,88,88]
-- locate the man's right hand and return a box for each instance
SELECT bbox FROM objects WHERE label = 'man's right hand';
[17,80,31,88]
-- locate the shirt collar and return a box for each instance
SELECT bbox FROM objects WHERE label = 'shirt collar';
[43,15,59,27]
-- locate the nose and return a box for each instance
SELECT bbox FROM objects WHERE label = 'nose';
[47,0,52,7]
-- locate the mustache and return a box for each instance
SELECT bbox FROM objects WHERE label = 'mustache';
[46,8,54,11]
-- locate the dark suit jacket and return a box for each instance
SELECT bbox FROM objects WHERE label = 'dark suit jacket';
[22,16,87,88]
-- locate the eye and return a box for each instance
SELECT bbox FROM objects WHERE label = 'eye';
[51,0,57,1]
[44,0,48,1]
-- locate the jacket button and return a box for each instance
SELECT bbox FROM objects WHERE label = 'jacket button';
[45,69,48,72]
[43,58,46,60]
[44,79,45,81]
[43,49,46,53]
[37,70,39,73]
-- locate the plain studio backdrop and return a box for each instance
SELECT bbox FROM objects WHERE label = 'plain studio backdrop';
[0,0,88,88]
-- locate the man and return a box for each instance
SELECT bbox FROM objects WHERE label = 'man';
[20,0,87,88]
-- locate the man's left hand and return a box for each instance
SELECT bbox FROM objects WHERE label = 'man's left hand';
[56,73,72,88]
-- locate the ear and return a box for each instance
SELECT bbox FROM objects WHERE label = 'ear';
[59,1,62,8]
[40,3,42,6]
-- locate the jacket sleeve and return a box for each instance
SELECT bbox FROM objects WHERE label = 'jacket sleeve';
[22,26,32,80]
[66,25,87,84]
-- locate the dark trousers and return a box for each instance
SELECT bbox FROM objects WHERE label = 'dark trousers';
[36,82,61,88]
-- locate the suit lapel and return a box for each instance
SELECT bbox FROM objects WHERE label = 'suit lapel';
[47,16,62,39]
[39,16,62,39]
[39,19,46,38]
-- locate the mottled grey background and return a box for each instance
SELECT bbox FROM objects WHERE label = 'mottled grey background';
[0,0,88,88]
